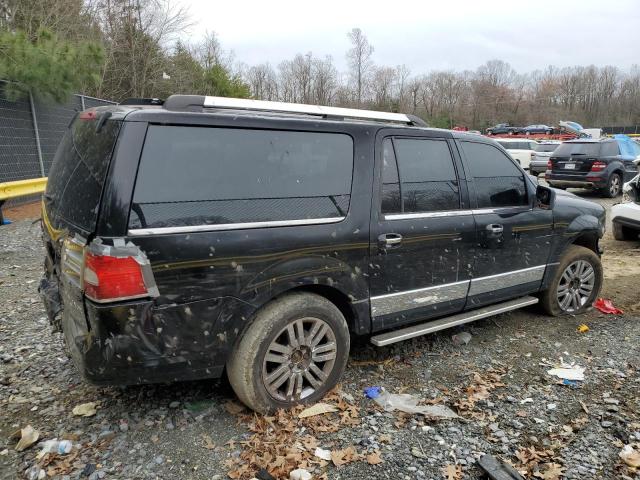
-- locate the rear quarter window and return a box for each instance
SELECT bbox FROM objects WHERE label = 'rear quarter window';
[129,126,354,229]
[45,115,120,231]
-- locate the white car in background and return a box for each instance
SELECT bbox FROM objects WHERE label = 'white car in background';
[496,139,539,171]
[611,173,640,241]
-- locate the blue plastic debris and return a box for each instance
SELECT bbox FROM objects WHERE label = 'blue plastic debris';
[363,386,382,399]
[1,219,11,225]
[562,379,580,388]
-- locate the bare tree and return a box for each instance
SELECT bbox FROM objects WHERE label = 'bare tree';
[346,27,374,106]
[246,62,278,100]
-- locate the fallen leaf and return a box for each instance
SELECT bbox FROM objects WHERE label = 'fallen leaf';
[298,402,338,418]
[620,445,640,468]
[72,402,98,417]
[11,425,39,451]
[224,401,245,415]
[534,463,565,480]
[366,450,383,465]
[443,463,462,480]
[331,446,360,466]
[202,433,216,450]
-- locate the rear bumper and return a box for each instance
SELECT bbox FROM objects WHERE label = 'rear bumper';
[545,172,607,189]
[611,203,640,230]
[42,271,255,385]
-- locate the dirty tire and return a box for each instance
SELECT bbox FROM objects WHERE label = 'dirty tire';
[613,222,639,241]
[226,292,350,414]
[539,245,603,316]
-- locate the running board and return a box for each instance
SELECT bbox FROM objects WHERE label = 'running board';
[370,296,539,347]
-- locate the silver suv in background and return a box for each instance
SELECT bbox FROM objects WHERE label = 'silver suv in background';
[530,141,561,176]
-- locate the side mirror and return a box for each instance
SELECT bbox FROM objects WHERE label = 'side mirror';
[536,185,555,210]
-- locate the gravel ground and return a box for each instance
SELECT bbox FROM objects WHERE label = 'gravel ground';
[1,191,639,480]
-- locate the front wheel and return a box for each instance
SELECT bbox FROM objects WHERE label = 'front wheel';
[227,292,350,413]
[539,245,603,316]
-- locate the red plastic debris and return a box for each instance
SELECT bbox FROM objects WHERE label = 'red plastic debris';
[593,298,624,315]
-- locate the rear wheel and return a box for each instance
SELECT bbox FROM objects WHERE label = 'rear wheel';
[602,173,622,198]
[227,292,350,413]
[540,245,602,316]
[613,222,639,241]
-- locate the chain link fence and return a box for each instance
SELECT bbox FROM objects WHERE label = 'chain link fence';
[0,81,116,207]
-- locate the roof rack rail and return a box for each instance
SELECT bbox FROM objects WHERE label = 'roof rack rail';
[120,98,164,106]
[163,95,427,126]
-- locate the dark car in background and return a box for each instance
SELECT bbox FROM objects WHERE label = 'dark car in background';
[486,123,523,135]
[40,96,606,413]
[545,138,639,197]
[524,124,554,135]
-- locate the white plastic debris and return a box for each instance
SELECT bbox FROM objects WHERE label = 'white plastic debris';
[289,468,312,480]
[373,389,458,419]
[298,403,338,418]
[547,365,585,381]
[37,439,72,459]
[314,447,332,461]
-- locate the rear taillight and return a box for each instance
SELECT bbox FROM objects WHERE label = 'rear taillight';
[590,161,606,172]
[83,252,149,302]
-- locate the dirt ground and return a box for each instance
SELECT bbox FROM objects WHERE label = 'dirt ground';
[0,192,639,480]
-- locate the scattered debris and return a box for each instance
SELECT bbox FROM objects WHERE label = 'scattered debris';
[36,439,72,459]
[224,401,245,415]
[11,425,39,451]
[314,447,332,461]
[594,298,624,314]
[289,468,312,480]
[577,324,589,333]
[547,364,585,381]
[478,454,524,480]
[452,331,472,346]
[619,445,640,468]
[371,388,458,418]
[71,402,98,417]
[298,402,338,418]
[443,463,463,479]
[363,386,381,399]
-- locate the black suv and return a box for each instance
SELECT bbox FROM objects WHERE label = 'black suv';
[545,138,639,197]
[40,96,605,413]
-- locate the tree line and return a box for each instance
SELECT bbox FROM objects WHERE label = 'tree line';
[2,0,639,129]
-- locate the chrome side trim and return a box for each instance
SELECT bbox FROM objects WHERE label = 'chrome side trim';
[128,217,345,236]
[371,295,539,346]
[384,210,473,221]
[468,264,546,296]
[370,280,469,317]
[471,207,533,215]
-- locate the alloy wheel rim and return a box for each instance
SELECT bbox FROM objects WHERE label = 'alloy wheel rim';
[556,260,595,312]
[610,176,620,196]
[262,317,337,403]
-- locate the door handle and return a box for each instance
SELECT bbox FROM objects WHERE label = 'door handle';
[486,224,504,235]
[378,233,403,248]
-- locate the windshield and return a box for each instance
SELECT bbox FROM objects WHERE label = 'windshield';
[553,142,600,157]
[45,114,121,232]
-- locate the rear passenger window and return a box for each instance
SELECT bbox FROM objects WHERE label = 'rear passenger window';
[601,142,620,156]
[381,137,460,213]
[129,126,353,228]
[461,141,528,209]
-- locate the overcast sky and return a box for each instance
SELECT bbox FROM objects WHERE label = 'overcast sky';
[182,0,639,74]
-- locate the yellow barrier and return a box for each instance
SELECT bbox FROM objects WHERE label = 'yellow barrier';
[0,177,48,201]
